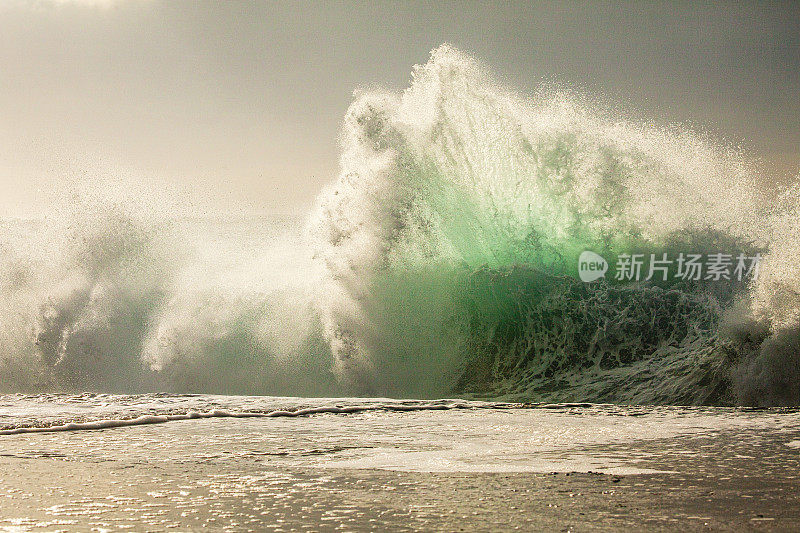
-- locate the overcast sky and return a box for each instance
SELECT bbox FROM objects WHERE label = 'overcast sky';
[1,0,798,218]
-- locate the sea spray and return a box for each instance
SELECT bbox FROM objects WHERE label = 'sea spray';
[0,203,339,396]
[310,44,798,404]
[0,45,798,405]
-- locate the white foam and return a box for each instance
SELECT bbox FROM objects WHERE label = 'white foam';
[0,397,476,435]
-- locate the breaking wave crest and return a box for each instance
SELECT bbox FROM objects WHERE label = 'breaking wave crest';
[309,45,799,406]
[1,45,799,406]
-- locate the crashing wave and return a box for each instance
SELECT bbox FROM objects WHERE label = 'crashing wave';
[309,45,799,405]
[1,45,798,406]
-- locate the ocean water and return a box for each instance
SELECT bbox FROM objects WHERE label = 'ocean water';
[0,45,799,410]
[1,42,800,533]
[1,396,800,531]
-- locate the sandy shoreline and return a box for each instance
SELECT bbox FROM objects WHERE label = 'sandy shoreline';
[1,408,799,531]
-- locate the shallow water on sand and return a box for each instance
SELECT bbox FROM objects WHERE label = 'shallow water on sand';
[1,398,800,531]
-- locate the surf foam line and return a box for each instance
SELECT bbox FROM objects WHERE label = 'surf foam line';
[0,400,513,435]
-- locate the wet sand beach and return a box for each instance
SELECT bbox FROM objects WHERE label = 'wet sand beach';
[1,406,799,531]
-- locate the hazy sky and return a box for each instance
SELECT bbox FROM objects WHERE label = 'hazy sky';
[1,0,798,218]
